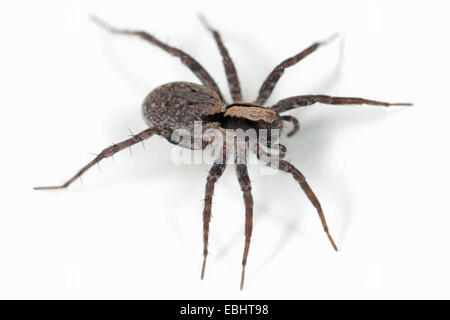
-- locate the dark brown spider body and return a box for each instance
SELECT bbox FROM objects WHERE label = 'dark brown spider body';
[35,16,411,290]
[142,81,224,133]
[143,81,283,147]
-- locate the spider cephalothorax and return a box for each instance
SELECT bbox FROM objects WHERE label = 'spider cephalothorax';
[35,15,411,290]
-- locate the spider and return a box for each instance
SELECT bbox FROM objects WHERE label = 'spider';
[35,15,411,290]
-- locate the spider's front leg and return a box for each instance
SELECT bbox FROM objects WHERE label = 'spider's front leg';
[199,15,243,102]
[255,34,339,106]
[272,95,412,113]
[91,16,225,102]
[34,126,169,190]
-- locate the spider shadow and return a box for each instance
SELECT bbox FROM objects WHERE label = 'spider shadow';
[249,107,398,280]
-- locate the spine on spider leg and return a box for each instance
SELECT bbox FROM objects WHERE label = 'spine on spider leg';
[33,127,167,190]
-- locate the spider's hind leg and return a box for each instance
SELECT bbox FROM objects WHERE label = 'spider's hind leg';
[235,163,254,290]
[258,152,338,251]
[282,160,337,250]
[201,160,227,280]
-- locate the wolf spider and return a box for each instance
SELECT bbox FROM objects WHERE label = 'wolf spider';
[35,16,411,290]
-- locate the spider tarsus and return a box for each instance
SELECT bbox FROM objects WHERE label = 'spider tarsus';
[198,13,213,32]
[33,185,65,190]
[327,233,338,251]
[240,266,246,291]
[201,255,207,280]
[392,102,413,106]
[379,102,413,107]
[90,15,111,31]
[320,32,340,46]
[90,15,120,34]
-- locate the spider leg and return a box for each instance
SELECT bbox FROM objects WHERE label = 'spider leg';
[34,126,169,190]
[280,115,300,137]
[199,15,242,102]
[258,152,338,251]
[201,160,227,280]
[91,16,225,102]
[272,95,412,113]
[255,34,339,106]
[235,163,253,290]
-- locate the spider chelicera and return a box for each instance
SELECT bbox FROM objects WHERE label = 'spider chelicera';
[35,16,411,290]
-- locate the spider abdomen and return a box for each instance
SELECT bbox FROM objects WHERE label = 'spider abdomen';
[142,82,224,132]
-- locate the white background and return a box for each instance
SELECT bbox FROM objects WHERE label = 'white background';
[1,0,449,299]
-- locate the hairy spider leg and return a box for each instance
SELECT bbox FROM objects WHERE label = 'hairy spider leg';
[199,15,242,102]
[255,34,339,106]
[280,115,300,137]
[235,163,254,290]
[280,160,338,250]
[257,148,338,251]
[91,16,225,102]
[34,127,170,190]
[201,160,227,280]
[272,95,412,113]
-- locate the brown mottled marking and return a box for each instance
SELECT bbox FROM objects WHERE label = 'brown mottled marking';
[143,82,224,132]
[224,106,279,124]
